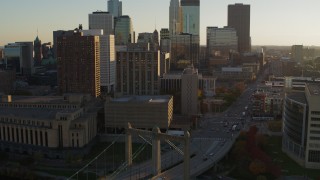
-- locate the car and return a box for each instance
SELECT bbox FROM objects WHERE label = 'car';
[209,153,214,156]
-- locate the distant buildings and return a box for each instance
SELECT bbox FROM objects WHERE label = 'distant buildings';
[160,28,171,53]
[116,43,160,95]
[169,0,182,35]
[170,33,199,70]
[3,42,34,76]
[181,0,200,36]
[291,45,303,63]
[212,67,255,81]
[270,58,296,77]
[108,0,122,18]
[56,29,101,97]
[34,36,42,66]
[0,94,98,158]
[105,95,173,131]
[228,3,251,53]
[0,70,16,94]
[89,11,114,36]
[181,67,198,116]
[206,26,238,57]
[115,16,134,45]
[81,29,116,93]
[283,83,320,169]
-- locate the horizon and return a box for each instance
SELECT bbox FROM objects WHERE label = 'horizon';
[1,0,320,46]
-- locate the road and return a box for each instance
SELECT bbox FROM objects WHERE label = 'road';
[115,68,269,179]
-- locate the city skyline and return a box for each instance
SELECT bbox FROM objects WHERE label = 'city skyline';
[1,0,320,46]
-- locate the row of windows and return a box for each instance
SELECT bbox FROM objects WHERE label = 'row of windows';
[311,111,320,115]
[0,126,48,147]
[311,117,320,122]
[309,143,320,149]
[310,136,320,141]
[311,124,320,128]
[310,130,320,134]
[308,150,320,163]
[0,117,50,128]
[0,103,78,109]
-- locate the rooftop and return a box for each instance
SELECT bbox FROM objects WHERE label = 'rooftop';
[287,92,307,104]
[111,95,171,103]
[307,83,320,96]
[9,96,65,104]
[0,108,78,120]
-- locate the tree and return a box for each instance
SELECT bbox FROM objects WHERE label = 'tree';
[249,159,267,175]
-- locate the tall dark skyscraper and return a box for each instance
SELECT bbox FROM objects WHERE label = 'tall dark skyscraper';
[181,0,200,35]
[228,3,251,53]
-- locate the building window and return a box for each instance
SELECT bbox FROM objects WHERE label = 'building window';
[2,127,5,141]
[45,132,48,147]
[311,117,320,122]
[16,128,19,143]
[310,130,320,134]
[25,129,28,144]
[40,131,43,146]
[30,130,33,145]
[21,129,24,144]
[311,124,320,128]
[77,139,79,147]
[11,127,15,142]
[35,131,38,145]
[7,127,10,142]
[308,150,320,163]
[311,111,320,115]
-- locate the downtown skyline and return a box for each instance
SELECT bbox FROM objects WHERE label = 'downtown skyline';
[1,0,320,46]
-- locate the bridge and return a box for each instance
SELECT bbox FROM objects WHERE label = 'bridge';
[67,123,239,180]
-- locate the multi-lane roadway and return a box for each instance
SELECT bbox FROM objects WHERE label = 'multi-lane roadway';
[115,68,269,179]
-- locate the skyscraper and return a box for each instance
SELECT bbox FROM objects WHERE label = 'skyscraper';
[170,33,199,70]
[89,11,114,36]
[291,45,303,63]
[116,43,160,95]
[206,26,238,57]
[169,0,182,36]
[81,29,116,93]
[228,3,251,53]
[3,42,34,76]
[181,0,200,35]
[181,67,198,116]
[115,16,134,45]
[108,0,122,18]
[34,36,42,66]
[57,30,101,97]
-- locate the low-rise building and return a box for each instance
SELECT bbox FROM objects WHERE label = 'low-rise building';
[0,94,99,158]
[105,95,173,131]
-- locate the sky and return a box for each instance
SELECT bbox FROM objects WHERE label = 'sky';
[1,0,320,46]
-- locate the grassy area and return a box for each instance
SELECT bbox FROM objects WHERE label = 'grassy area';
[267,120,282,132]
[265,136,320,179]
[84,142,152,163]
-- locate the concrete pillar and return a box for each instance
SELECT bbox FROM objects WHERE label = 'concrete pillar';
[152,127,161,176]
[126,123,132,166]
[184,131,190,180]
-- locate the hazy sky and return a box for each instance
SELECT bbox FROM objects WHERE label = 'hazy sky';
[1,0,320,46]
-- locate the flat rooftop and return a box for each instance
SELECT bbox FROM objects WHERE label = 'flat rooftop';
[287,92,306,104]
[0,108,79,120]
[111,95,171,103]
[307,83,320,96]
[8,96,65,104]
